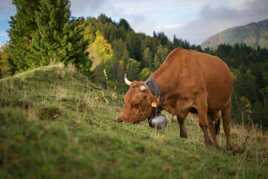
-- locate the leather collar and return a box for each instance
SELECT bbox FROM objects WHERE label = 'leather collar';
[145,77,163,124]
[144,77,161,98]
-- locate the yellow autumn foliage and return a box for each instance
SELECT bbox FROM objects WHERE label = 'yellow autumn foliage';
[87,31,113,70]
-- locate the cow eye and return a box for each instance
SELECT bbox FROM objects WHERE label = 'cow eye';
[131,103,139,108]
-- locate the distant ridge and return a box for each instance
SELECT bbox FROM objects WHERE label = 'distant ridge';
[202,18,268,49]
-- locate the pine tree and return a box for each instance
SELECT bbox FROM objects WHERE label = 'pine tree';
[62,18,91,74]
[28,0,71,66]
[126,32,142,61]
[9,0,40,71]
[153,46,168,69]
[9,0,90,72]
[112,39,129,73]
[127,58,140,80]
[139,68,152,80]
[142,47,153,68]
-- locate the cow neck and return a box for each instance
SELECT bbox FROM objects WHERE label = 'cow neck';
[144,77,161,98]
[144,76,163,116]
[151,64,177,107]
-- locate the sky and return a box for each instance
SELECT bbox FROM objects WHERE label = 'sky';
[0,0,268,45]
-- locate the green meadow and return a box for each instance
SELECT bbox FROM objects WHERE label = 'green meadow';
[0,64,267,179]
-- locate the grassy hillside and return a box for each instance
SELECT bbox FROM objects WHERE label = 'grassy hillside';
[0,64,267,179]
[202,19,268,49]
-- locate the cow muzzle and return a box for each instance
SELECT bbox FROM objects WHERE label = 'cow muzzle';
[117,116,123,122]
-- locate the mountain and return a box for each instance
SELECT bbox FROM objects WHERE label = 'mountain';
[202,19,268,49]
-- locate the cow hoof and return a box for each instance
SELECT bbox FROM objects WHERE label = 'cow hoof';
[226,145,233,151]
[204,138,214,146]
[227,144,245,155]
[180,132,188,138]
[214,144,220,149]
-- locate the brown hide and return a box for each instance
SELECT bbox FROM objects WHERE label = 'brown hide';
[152,48,233,118]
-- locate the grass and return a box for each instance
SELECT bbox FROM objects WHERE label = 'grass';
[0,64,267,179]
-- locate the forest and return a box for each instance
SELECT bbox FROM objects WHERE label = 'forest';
[0,0,267,129]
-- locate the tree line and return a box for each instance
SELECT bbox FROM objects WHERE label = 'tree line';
[0,0,267,128]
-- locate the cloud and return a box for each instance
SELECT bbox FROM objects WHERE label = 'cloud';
[70,0,107,17]
[175,0,268,44]
[0,0,14,11]
[0,0,15,21]
[70,0,147,33]
[1,0,267,45]
[70,0,206,38]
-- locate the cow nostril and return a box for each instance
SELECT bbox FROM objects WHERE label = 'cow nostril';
[117,117,123,122]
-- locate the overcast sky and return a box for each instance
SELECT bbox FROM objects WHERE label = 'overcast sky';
[0,0,268,45]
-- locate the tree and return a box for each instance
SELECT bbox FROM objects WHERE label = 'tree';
[153,46,169,69]
[173,35,190,49]
[9,0,90,72]
[142,47,153,68]
[30,0,81,66]
[127,58,141,80]
[126,32,142,61]
[153,32,171,48]
[99,39,129,85]
[139,68,152,80]
[118,18,133,32]
[62,18,91,74]
[82,21,97,44]
[239,96,252,123]
[235,69,258,103]
[0,45,12,77]
[88,31,113,70]
[9,0,40,71]
[98,14,113,24]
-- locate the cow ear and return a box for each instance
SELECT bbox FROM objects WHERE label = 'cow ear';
[151,101,157,107]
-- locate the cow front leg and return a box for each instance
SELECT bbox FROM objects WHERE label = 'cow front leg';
[177,117,187,138]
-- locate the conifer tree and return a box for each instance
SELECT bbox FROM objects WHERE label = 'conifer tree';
[29,0,71,66]
[9,0,90,72]
[142,47,153,68]
[153,46,168,69]
[9,0,40,71]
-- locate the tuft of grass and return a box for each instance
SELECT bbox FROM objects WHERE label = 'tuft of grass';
[0,64,267,179]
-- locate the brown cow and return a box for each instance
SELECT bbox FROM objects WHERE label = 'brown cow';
[118,48,234,149]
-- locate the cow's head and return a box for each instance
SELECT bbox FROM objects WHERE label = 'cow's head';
[117,75,159,123]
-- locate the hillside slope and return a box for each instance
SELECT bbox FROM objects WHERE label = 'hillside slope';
[202,19,268,49]
[0,64,267,178]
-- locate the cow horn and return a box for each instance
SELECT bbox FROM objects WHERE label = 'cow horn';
[124,74,132,86]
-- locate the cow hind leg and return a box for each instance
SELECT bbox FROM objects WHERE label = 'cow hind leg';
[177,117,187,138]
[211,111,221,136]
[222,104,232,150]
[214,118,220,136]
[199,114,213,146]
[196,95,213,146]
[208,112,220,148]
